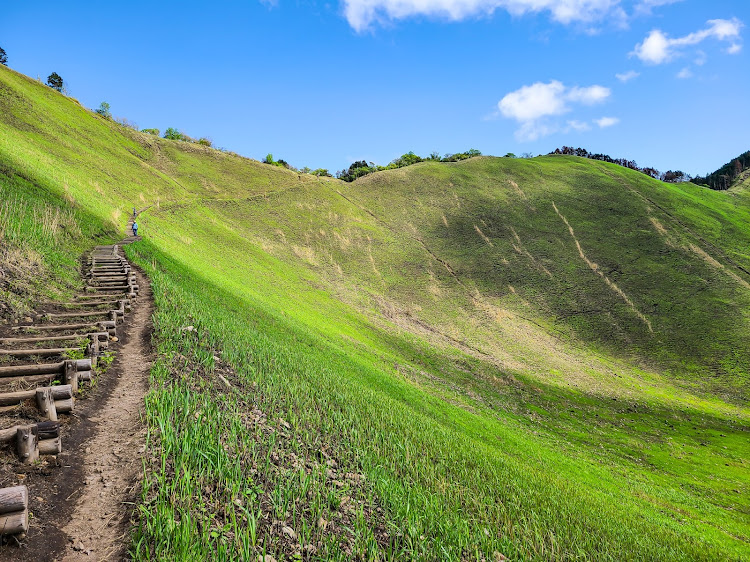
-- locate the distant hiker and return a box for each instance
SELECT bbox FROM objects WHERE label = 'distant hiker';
[133,207,137,217]
[132,221,138,236]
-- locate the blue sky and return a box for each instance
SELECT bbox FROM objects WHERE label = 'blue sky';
[1,0,746,175]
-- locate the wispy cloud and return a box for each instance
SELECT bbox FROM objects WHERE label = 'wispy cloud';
[633,0,684,15]
[496,80,610,141]
[676,67,693,79]
[342,0,623,32]
[615,70,640,82]
[632,18,744,64]
[595,116,620,128]
[566,120,591,132]
[727,43,742,54]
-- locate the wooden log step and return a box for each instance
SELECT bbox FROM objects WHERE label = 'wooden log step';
[39,437,61,455]
[87,279,135,289]
[0,332,107,345]
[0,510,29,536]
[80,291,129,297]
[0,426,22,444]
[37,421,59,440]
[91,267,130,272]
[90,269,130,273]
[0,486,27,515]
[0,348,77,357]
[55,300,127,307]
[54,396,74,413]
[42,310,111,319]
[0,385,73,407]
[0,359,91,378]
[0,374,56,388]
[90,276,130,282]
[1,424,61,464]
[11,320,115,332]
[0,485,29,536]
[74,294,127,300]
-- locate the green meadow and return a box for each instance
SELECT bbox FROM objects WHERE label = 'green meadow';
[0,64,748,560]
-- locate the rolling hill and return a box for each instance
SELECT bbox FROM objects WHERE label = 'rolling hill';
[1,63,748,560]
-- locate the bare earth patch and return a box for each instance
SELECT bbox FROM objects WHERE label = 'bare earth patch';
[58,268,153,561]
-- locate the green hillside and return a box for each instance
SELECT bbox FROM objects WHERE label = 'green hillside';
[1,64,748,560]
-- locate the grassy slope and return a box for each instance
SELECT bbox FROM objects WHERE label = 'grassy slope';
[0,64,748,560]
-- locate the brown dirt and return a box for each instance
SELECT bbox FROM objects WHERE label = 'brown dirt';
[58,268,152,561]
[0,266,152,561]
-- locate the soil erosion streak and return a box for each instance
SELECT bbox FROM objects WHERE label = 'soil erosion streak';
[59,268,153,560]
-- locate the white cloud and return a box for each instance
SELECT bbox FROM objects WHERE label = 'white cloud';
[727,43,742,54]
[694,50,706,66]
[497,80,610,141]
[676,67,692,79]
[632,29,672,64]
[499,81,567,122]
[567,84,610,104]
[566,120,591,132]
[595,116,620,128]
[615,70,640,82]
[634,0,683,15]
[516,121,559,142]
[342,0,622,32]
[632,18,744,65]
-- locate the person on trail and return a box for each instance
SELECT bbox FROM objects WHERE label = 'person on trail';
[133,207,136,218]
[132,221,138,237]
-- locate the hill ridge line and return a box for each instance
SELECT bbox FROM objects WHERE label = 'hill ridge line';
[603,168,750,280]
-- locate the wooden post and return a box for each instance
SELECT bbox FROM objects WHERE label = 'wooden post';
[35,387,58,421]
[16,426,38,464]
[87,334,99,368]
[64,360,79,394]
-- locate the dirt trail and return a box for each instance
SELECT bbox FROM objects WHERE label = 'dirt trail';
[57,268,153,561]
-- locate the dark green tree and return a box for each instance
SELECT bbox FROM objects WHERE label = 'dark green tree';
[0,47,7,66]
[46,72,64,92]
